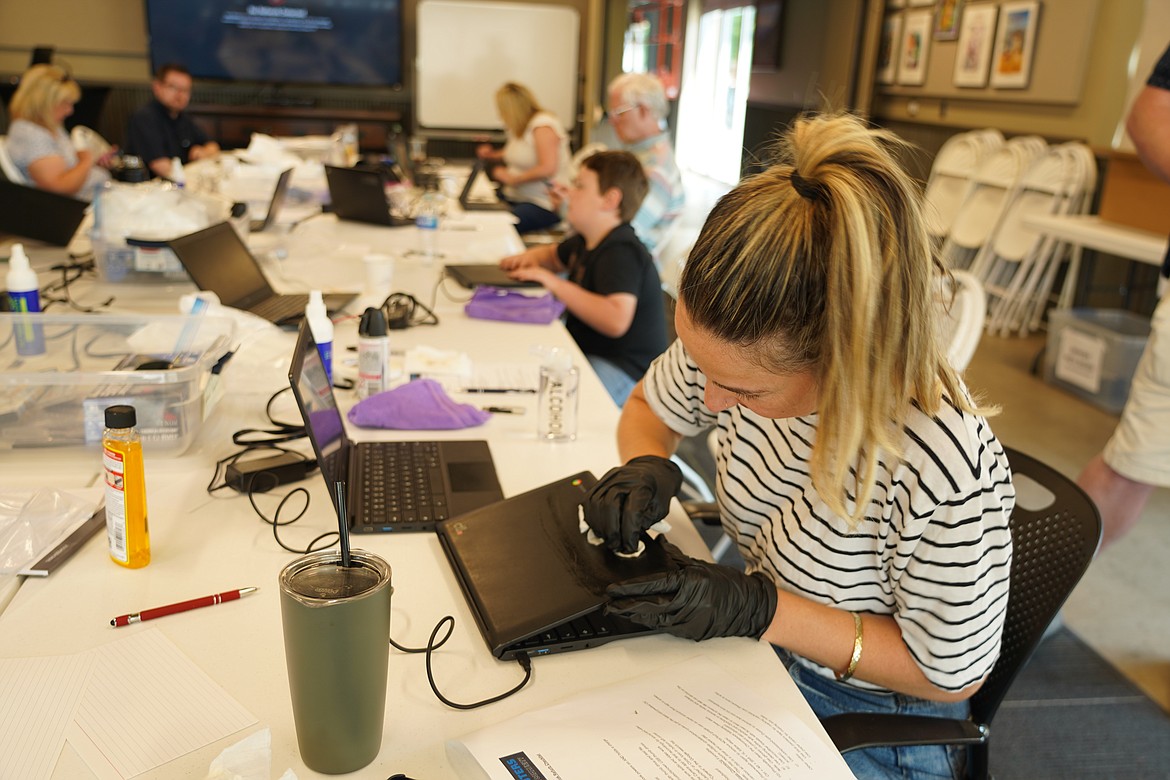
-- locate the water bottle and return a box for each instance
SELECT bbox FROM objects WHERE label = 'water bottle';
[103,404,151,569]
[538,348,579,441]
[5,243,45,356]
[415,187,442,265]
[305,291,334,383]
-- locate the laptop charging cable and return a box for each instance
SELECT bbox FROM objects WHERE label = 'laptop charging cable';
[391,614,533,710]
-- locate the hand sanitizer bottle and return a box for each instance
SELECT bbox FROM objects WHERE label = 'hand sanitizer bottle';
[305,291,334,383]
[5,243,45,356]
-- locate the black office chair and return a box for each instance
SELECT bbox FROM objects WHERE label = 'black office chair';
[818,446,1102,779]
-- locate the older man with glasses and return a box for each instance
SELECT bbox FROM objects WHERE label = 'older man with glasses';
[606,73,685,253]
[125,63,220,180]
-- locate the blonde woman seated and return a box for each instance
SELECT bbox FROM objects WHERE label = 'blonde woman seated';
[6,64,113,201]
[476,82,571,233]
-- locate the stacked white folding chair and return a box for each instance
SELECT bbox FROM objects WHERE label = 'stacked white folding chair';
[0,136,29,184]
[979,142,1097,336]
[923,129,1004,246]
[940,135,1047,273]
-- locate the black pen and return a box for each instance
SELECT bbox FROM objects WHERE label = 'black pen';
[482,405,525,414]
[462,388,537,394]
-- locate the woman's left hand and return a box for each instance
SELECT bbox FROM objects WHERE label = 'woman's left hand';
[606,541,778,641]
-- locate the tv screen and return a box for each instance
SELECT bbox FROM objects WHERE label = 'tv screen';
[144,0,402,88]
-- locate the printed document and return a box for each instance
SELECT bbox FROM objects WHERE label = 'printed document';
[447,656,856,779]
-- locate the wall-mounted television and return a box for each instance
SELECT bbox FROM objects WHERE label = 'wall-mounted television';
[144,0,403,88]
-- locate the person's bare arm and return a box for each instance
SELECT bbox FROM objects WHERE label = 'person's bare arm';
[147,156,174,179]
[616,381,682,461]
[496,125,560,186]
[507,267,636,338]
[27,151,95,196]
[499,243,562,271]
[1127,85,1170,184]
[188,142,220,162]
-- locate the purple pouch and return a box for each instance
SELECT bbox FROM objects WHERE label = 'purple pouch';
[464,285,565,324]
[346,378,491,429]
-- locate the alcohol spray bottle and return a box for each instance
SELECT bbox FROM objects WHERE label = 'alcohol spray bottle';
[5,243,44,356]
[305,291,334,382]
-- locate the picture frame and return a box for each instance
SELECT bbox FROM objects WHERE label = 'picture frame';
[751,0,785,72]
[934,0,963,40]
[877,14,903,85]
[952,3,998,87]
[990,0,1040,89]
[897,10,933,86]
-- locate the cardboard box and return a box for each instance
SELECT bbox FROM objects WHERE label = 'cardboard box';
[1097,152,1170,236]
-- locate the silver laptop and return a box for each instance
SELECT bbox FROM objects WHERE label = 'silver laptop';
[249,168,294,232]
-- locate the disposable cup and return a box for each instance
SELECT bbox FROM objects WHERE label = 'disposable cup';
[363,253,396,298]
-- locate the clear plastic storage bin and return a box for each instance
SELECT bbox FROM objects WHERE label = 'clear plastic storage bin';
[0,313,235,454]
[1043,308,1151,414]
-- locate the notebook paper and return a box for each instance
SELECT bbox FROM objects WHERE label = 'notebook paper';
[67,629,257,779]
[0,653,94,780]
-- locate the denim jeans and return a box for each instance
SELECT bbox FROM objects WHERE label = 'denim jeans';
[776,648,969,780]
[586,354,637,407]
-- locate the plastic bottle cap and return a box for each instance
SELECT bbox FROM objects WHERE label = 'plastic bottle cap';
[105,404,137,428]
[359,307,389,337]
[306,290,327,319]
[8,243,29,272]
[543,348,573,372]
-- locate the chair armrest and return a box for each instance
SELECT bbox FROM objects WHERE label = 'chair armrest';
[679,500,721,526]
[820,713,988,753]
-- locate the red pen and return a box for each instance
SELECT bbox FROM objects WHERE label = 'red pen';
[109,587,258,627]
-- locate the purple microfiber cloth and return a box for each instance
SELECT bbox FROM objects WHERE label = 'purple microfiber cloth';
[464,285,566,324]
[346,378,492,429]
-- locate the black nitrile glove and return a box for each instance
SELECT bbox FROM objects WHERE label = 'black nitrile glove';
[605,541,778,641]
[584,455,683,554]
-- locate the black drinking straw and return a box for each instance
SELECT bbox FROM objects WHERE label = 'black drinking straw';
[334,481,352,567]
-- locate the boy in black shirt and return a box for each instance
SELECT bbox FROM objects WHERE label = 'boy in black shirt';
[500,151,667,406]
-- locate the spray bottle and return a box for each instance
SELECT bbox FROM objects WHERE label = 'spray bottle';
[5,243,45,356]
[305,291,334,383]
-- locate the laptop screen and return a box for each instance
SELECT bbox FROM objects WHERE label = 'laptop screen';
[168,222,273,308]
[289,321,348,514]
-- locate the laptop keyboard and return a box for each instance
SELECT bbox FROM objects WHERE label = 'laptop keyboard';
[249,295,308,322]
[356,441,449,525]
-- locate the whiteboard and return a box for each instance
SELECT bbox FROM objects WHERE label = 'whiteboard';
[415,0,579,131]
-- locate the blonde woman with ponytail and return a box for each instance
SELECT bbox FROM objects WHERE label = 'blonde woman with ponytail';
[582,112,1016,780]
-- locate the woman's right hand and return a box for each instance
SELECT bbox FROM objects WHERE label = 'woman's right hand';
[475,144,495,160]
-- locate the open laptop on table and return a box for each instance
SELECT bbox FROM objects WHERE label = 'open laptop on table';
[458,158,509,212]
[324,164,412,227]
[249,167,294,231]
[168,222,356,326]
[444,263,540,289]
[437,471,673,659]
[0,178,89,246]
[288,320,504,532]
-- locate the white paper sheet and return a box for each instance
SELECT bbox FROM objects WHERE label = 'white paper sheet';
[66,629,258,779]
[0,653,95,780]
[447,656,855,780]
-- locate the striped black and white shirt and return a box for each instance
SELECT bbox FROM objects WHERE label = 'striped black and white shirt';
[645,340,1016,693]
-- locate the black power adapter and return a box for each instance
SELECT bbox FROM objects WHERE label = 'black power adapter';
[226,453,314,492]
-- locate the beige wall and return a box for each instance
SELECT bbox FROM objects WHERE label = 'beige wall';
[870,0,1143,147]
[0,0,150,82]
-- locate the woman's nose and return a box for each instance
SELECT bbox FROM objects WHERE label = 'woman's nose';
[704,385,737,413]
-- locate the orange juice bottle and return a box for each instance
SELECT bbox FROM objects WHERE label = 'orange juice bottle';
[102,405,151,568]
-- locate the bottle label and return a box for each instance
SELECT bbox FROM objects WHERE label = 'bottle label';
[103,446,129,563]
[416,214,438,230]
[7,290,45,356]
[357,341,387,398]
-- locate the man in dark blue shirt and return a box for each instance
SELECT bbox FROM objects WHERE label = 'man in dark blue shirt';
[125,63,219,180]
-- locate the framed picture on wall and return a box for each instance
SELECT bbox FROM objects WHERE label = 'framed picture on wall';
[953,3,997,87]
[934,0,963,40]
[752,0,785,72]
[897,10,933,85]
[990,0,1041,88]
[878,14,903,84]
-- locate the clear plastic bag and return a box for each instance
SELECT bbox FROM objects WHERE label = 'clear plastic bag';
[0,489,96,574]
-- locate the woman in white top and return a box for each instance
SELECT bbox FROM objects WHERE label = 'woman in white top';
[6,64,113,201]
[582,112,1016,780]
[476,82,570,233]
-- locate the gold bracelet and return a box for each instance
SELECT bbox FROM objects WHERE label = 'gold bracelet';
[836,611,864,682]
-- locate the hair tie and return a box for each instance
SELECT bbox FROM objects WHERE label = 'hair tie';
[790,170,827,204]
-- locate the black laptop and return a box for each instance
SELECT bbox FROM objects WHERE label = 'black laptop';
[168,222,356,326]
[437,472,674,659]
[458,159,509,212]
[444,263,541,289]
[249,167,293,232]
[288,320,504,532]
[0,178,89,246]
[324,164,412,227]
